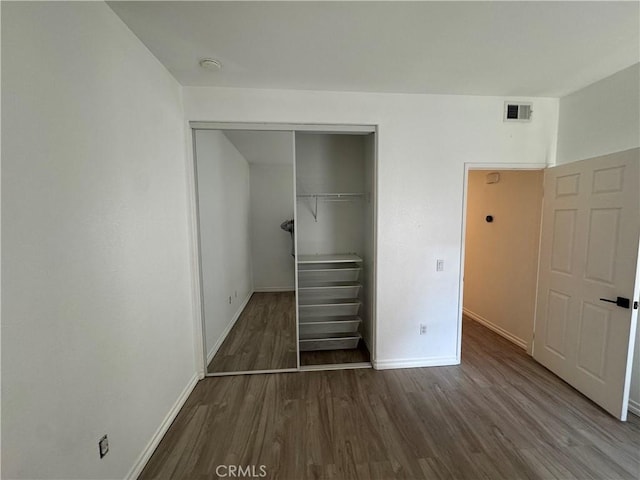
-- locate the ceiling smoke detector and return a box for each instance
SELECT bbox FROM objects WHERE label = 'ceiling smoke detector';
[199,58,222,71]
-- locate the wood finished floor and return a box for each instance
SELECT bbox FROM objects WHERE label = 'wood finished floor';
[142,317,640,479]
[300,339,371,367]
[208,292,297,373]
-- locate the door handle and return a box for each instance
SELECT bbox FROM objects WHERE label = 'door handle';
[599,297,630,309]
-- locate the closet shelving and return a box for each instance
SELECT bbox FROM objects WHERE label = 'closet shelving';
[296,193,365,222]
[297,254,363,351]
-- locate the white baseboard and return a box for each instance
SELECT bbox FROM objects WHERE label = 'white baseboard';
[207,290,254,364]
[253,287,295,293]
[126,373,199,480]
[374,356,459,370]
[629,398,640,417]
[463,308,528,350]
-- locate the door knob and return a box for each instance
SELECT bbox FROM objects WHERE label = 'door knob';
[599,297,630,309]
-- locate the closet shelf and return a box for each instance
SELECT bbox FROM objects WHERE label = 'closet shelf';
[298,298,360,307]
[297,193,365,199]
[298,265,361,284]
[298,281,361,288]
[299,300,360,317]
[299,283,361,302]
[298,315,361,323]
[299,333,361,351]
[299,318,362,337]
[298,254,363,264]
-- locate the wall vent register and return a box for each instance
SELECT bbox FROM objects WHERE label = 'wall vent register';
[504,102,533,122]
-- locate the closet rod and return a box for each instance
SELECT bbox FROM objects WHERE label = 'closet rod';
[297,193,365,222]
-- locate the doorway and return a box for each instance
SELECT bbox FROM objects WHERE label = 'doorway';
[459,150,640,421]
[461,168,544,355]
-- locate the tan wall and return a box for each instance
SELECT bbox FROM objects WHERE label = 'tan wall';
[464,170,544,351]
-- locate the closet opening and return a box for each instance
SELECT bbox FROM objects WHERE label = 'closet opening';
[295,132,376,369]
[460,167,544,359]
[189,123,378,376]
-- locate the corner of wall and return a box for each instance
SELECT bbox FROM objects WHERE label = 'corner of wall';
[125,373,200,480]
[556,64,640,164]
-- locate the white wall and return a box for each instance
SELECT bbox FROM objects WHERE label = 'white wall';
[2,3,196,478]
[557,63,640,165]
[556,65,640,415]
[194,131,252,362]
[463,170,544,351]
[250,164,295,291]
[296,133,366,255]
[224,130,293,166]
[183,87,559,368]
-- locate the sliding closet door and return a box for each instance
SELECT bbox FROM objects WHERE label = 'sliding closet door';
[194,129,298,375]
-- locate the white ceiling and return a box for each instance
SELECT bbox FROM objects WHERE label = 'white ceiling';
[223,130,293,165]
[109,1,639,97]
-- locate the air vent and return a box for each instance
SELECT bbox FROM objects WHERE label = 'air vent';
[504,102,532,122]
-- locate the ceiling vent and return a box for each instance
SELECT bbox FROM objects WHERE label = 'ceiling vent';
[504,102,532,122]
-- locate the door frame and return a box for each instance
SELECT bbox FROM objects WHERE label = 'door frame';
[186,121,379,377]
[457,162,547,362]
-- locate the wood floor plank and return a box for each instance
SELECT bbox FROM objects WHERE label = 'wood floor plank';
[140,317,640,479]
[208,292,297,373]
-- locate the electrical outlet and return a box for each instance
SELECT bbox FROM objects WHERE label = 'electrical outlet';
[228,296,232,304]
[98,435,109,459]
[436,259,444,272]
[420,324,427,335]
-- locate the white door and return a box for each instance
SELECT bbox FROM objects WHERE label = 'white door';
[534,149,640,420]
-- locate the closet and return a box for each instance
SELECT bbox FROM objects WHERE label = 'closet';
[294,132,376,368]
[192,123,377,375]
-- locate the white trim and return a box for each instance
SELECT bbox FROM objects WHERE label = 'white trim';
[374,356,459,370]
[253,287,295,293]
[465,162,548,171]
[292,132,301,370]
[371,128,379,364]
[628,398,640,417]
[186,125,206,379]
[189,126,209,378]
[463,308,528,350]
[300,362,372,371]
[207,368,299,377]
[125,373,199,480]
[189,121,376,134]
[206,290,254,365]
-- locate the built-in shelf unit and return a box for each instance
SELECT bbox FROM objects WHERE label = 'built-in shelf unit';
[298,254,363,351]
[295,132,375,367]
